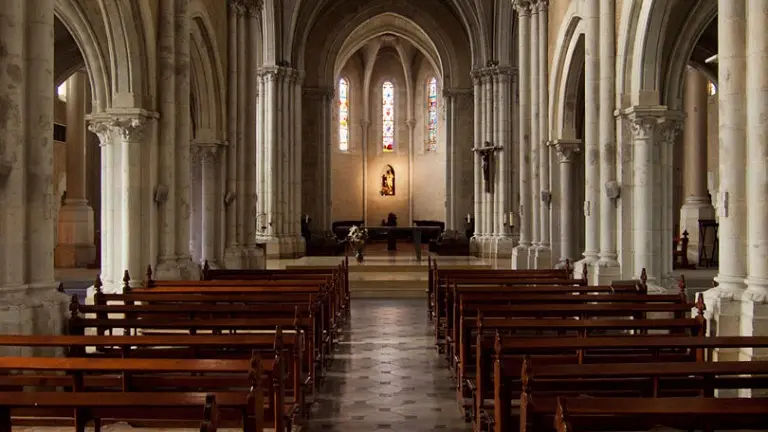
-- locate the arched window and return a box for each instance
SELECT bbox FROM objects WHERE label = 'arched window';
[426,77,438,151]
[382,81,395,152]
[338,78,350,151]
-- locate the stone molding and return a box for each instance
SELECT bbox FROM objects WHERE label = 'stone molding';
[550,139,582,163]
[258,66,303,84]
[470,66,515,84]
[619,106,681,141]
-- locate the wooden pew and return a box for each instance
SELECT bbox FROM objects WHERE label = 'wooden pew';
[0,392,220,432]
[516,359,768,432]
[554,397,768,432]
[459,313,707,424]
[0,353,281,431]
[485,334,768,432]
[444,279,656,366]
[433,268,582,348]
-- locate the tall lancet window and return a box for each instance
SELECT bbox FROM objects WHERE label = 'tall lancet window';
[339,78,350,151]
[382,81,395,152]
[426,77,438,151]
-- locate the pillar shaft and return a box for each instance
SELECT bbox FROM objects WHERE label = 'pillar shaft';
[554,141,580,267]
[529,5,540,254]
[201,147,219,266]
[225,2,238,251]
[65,72,87,201]
[236,11,247,246]
[746,0,768,295]
[581,0,600,265]
[157,0,177,268]
[597,0,618,266]
[716,0,748,292]
[512,0,532,268]
[535,0,552,268]
[683,68,710,201]
[472,74,481,239]
[629,115,659,278]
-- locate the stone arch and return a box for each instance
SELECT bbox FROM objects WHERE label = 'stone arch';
[96,0,153,108]
[54,0,111,112]
[296,0,473,89]
[549,6,585,140]
[189,1,226,142]
[661,1,717,111]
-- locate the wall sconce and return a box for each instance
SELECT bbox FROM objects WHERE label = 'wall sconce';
[153,184,169,203]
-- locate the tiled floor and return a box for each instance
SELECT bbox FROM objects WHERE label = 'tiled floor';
[305,298,471,432]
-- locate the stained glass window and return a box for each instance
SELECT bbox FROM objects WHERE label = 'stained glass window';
[427,77,438,151]
[339,78,349,151]
[382,81,395,152]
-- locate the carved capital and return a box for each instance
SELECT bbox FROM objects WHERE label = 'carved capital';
[628,116,659,140]
[230,0,261,16]
[657,119,684,144]
[405,119,416,128]
[87,111,154,145]
[193,142,221,166]
[535,0,549,12]
[514,0,532,16]
[553,140,581,163]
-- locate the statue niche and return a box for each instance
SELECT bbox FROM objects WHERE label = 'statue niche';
[380,165,395,196]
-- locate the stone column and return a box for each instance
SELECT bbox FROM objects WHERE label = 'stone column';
[553,140,581,268]
[224,0,241,265]
[470,72,482,253]
[243,5,260,265]
[189,147,202,263]
[174,0,196,278]
[56,71,96,267]
[495,70,515,257]
[406,118,416,224]
[512,0,532,268]
[482,71,493,251]
[679,68,716,262]
[529,3,540,267]
[534,0,552,268]
[577,0,600,278]
[715,0,748,294]
[236,10,247,248]
[745,0,768,300]
[200,145,220,268]
[155,0,178,276]
[594,0,620,282]
[443,90,455,230]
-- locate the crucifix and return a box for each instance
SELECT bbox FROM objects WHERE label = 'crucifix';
[472,141,502,193]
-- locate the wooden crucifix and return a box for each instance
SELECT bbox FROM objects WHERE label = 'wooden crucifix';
[472,141,502,193]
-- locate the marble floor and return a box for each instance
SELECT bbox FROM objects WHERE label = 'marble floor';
[305,298,471,432]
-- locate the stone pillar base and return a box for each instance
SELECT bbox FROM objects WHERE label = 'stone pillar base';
[176,256,201,280]
[512,244,531,269]
[702,287,768,397]
[55,202,96,268]
[679,200,715,264]
[244,245,266,269]
[533,246,553,269]
[492,235,517,258]
[54,243,96,268]
[0,286,69,357]
[573,256,598,282]
[259,235,306,259]
[154,258,183,280]
[593,258,622,285]
[224,246,249,269]
[469,236,483,256]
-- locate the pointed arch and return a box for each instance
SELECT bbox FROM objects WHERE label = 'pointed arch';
[189,0,226,142]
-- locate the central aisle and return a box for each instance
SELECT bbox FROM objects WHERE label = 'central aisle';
[306,299,473,432]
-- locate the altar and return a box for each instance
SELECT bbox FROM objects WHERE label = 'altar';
[333,225,442,252]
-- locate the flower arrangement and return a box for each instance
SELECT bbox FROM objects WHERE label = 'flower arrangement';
[346,225,368,246]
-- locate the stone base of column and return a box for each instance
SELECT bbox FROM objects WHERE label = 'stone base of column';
[491,235,517,258]
[533,246,553,269]
[244,245,266,269]
[469,236,483,256]
[55,201,96,268]
[512,244,531,269]
[260,235,306,259]
[555,258,572,270]
[176,256,200,280]
[573,256,598,282]
[679,199,715,264]
[0,285,69,357]
[224,245,249,269]
[154,257,183,280]
[593,257,622,285]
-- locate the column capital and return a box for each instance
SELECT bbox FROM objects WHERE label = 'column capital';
[229,0,262,16]
[549,139,582,163]
[619,105,681,140]
[259,65,304,84]
[514,0,532,16]
[87,109,157,145]
[405,119,416,128]
[534,0,549,12]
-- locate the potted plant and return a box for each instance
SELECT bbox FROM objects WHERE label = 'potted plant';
[346,225,369,262]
